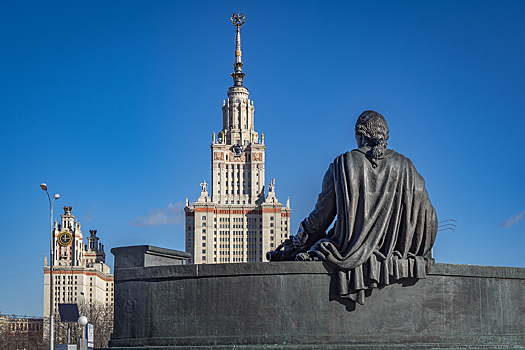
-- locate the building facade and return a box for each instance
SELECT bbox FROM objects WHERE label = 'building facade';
[184,13,291,264]
[0,312,44,350]
[43,206,114,324]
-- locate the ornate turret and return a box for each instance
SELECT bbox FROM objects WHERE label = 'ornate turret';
[218,11,258,146]
[85,229,106,265]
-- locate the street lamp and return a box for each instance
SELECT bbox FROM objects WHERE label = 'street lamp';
[41,183,59,350]
[80,291,86,350]
[78,315,88,350]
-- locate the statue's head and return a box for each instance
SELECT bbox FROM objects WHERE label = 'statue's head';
[355,110,389,167]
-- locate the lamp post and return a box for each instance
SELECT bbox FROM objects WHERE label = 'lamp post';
[80,291,86,316]
[78,315,87,350]
[41,183,59,350]
[80,291,86,350]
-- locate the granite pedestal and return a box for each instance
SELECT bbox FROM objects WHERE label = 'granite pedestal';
[105,246,525,349]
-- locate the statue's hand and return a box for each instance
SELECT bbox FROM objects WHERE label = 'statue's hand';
[280,239,298,261]
[295,252,319,261]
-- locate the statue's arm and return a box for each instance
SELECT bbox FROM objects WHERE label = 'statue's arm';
[292,163,337,252]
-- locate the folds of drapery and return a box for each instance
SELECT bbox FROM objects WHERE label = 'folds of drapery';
[335,252,433,304]
[294,148,437,305]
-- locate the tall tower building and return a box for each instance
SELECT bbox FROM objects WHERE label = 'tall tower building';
[43,206,114,335]
[184,12,291,264]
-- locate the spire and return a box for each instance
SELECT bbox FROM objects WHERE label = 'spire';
[231,10,246,86]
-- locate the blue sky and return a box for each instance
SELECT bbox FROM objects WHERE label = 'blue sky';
[1,1,525,316]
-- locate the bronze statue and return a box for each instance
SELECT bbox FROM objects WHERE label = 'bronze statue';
[268,110,437,304]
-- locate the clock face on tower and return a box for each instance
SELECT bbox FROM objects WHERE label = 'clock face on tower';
[57,231,73,247]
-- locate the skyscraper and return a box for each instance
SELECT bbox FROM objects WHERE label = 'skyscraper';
[184,12,291,264]
[43,206,113,334]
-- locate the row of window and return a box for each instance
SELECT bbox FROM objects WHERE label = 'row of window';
[7,323,41,332]
[224,189,252,194]
[224,181,252,187]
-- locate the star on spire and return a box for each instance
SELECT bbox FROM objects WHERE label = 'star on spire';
[231,10,246,86]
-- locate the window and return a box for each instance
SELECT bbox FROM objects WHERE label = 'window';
[202,236,206,240]
[202,216,206,220]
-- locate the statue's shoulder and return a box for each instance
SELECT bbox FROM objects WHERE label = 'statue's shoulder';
[335,150,365,163]
[382,149,413,164]
[335,149,415,169]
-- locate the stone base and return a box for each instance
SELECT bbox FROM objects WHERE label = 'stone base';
[106,247,525,350]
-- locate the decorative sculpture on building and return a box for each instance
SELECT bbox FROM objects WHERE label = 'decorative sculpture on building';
[268,110,437,304]
[232,144,243,157]
[268,178,275,192]
[200,180,208,192]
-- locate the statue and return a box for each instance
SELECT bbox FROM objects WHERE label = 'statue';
[200,180,208,192]
[268,110,438,304]
[268,178,275,192]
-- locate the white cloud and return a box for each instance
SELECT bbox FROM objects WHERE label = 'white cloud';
[129,202,185,227]
[499,209,525,228]
[83,204,100,223]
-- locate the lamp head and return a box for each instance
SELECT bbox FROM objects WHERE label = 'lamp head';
[53,194,60,200]
[40,183,47,191]
[78,316,88,326]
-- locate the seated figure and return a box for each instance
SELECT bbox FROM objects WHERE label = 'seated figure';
[272,110,437,304]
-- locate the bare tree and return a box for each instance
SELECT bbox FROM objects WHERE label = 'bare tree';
[0,316,46,350]
[82,301,114,348]
[45,301,114,348]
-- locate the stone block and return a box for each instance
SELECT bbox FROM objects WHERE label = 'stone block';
[106,247,525,350]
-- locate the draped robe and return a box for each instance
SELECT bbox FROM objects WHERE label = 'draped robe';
[292,146,437,304]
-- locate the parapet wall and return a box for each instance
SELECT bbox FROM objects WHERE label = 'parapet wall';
[107,246,525,349]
